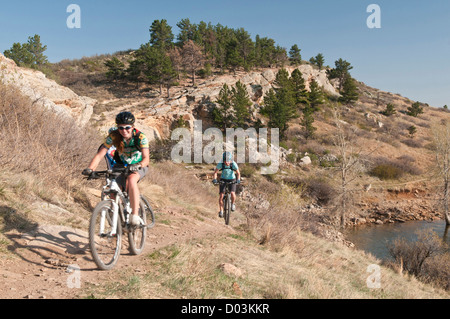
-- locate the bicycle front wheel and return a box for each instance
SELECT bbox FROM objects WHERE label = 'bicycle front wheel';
[89,200,122,270]
[128,198,147,255]
[224,193,231,225]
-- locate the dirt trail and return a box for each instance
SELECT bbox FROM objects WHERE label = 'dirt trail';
[0,202,235,299]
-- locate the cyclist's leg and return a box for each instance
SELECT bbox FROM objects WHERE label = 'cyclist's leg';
[126,167,148,216]
[230,181,237,208]
[127,173,141,217]
[219,193,224,213]
[231,191,236,204]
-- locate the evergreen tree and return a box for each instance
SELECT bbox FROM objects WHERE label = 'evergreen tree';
[289,44,302,65]
[4,34,48,69]
[327,58,353,91]
[26,35,48,67]
[339,77,359,105]
[407,101,424,117]
[231,80,252,128]
[408,125,417,138]
[176,18,196,45]
[310,53,325,69]
[301,104,317,139]
[261,69,298,138]
[308,79,324,111]
[133,44,177,95]
[149,19,174,50]
[382,103,397,116]
[105,57,125,81]
[290,68,308,106]
[4,42,34,67]
[213,84,235,130]
[225,38,243,73]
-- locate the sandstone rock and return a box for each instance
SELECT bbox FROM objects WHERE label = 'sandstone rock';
[0,54,95,127]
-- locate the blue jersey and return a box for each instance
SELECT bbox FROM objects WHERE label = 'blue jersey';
[217,161,239,180]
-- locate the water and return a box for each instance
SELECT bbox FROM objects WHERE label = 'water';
[345,220,450,260]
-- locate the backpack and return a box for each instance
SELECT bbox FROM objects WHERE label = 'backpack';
[220,161,237,172]
[103,129,143,168]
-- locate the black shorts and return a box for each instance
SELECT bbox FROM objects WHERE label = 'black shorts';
[116,166,148,190]
[219,179,236,194]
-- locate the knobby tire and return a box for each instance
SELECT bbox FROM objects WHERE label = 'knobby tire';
[89,200,122,271]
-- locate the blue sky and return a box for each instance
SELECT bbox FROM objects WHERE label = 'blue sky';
[1,0,449,108]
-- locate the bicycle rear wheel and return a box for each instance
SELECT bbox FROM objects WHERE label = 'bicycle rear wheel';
[224,193,231,225]
[128,198,147,255]
[89,200,122,270]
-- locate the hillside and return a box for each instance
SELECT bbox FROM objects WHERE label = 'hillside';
[0,51,449,299]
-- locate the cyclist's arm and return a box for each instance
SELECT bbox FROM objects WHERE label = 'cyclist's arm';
[235,169,241,181]
[88,146,108,171]
[213,168,219,180]
[140,147,150,168]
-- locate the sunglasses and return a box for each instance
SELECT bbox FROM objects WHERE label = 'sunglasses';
[118,126,133,131]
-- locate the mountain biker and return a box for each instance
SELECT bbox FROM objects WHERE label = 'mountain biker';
[212,152,241,218]
[82,111,150,226]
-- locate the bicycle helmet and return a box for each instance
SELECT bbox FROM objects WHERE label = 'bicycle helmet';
[223,152,233,162]
[116,111,135,125]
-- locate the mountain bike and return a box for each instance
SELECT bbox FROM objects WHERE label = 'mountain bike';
[84,167,155,270]
[217,180,237,225]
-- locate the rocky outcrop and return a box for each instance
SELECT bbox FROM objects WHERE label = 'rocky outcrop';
[108,64,340,141]
[0,54,95,126]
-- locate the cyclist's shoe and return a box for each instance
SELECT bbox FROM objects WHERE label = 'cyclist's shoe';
[218,211,224,218]
[231,204,236,211]
[82,168,93,176]
[130,214,140,226]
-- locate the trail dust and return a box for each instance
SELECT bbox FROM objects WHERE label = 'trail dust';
[0,182,235,299]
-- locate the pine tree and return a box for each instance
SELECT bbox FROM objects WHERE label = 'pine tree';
[310,53,325,69]
[4,34,48,69]
[289,44,302,65]
[232,81,252,128]
[382,103,397,116]
[301,104,317,139]
[327,58,353,91]
[176,18,195,45]
[149,19,174,50]
[308,79,324,111]
[290,68,308,106]
[339,77,359,105]
[105,57,125,81]
[134,44,177,96]
[213,84,235,130]
[407,101,424,117]
[261,69,299,138]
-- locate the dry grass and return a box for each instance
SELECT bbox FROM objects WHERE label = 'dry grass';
[0,82,99,194]
[144,161,217,213]
[85,231,449,299]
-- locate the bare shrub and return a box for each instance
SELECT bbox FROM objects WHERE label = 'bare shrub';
[387,229,445,277]
[369,156,422,180]
[0,82,99,193]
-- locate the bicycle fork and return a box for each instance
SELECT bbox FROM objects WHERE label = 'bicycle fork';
[100,199,119,237]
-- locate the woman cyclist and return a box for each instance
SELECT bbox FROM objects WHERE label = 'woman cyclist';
[83,111,150,226]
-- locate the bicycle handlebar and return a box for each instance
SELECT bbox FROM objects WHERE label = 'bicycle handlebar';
[83,167,131,180]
